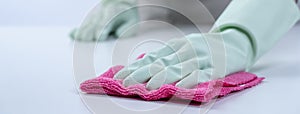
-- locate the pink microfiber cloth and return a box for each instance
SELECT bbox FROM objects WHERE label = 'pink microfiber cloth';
[80,54,264,102]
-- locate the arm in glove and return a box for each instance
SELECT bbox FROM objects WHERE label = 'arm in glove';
[211,0,300,65]
[70,0,139,41]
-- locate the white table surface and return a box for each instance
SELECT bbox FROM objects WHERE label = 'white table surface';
[1,23,300,114]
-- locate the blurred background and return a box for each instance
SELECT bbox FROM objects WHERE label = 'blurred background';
[1,0,299,27]
[0,0,99,27]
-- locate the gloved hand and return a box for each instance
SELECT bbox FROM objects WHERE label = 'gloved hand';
[70,0,139,41]
[114,0,300,90]
[114,29,252,90]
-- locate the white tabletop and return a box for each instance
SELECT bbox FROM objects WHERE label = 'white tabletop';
[1,23,300,114]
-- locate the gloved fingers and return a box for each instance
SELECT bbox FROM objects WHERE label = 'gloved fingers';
[113,64,142,80]
[175,69,212,89]
[153,42,197,67]
[151,38,188,59]
[94,26,113,41]
[114,38,187,80]
[121,76,141,86]
[145,67,181,90]
[115,19,138,38]
[130,38,193,69]
[122,63,164,87]
[72,7,108,42]
[114,51,174,81]
[143,38,190,64]
[114,53,159,80]
[122,57,197,87]
[100,3,139,40]
[113,67,133,80]
[69,28,77,39]
[72,22,113,42]
[73,26,96,41]
[145,59,199,90]
[71,6,122,41]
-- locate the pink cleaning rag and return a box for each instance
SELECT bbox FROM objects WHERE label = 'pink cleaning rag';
[80,54,264,102]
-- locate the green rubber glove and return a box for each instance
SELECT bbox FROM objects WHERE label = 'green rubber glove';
[211,0,300,64]
[70,0,139,41]
[114,0,300,90]
[114,29,252,90]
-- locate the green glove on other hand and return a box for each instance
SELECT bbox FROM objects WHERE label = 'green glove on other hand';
[71,0,139,41]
